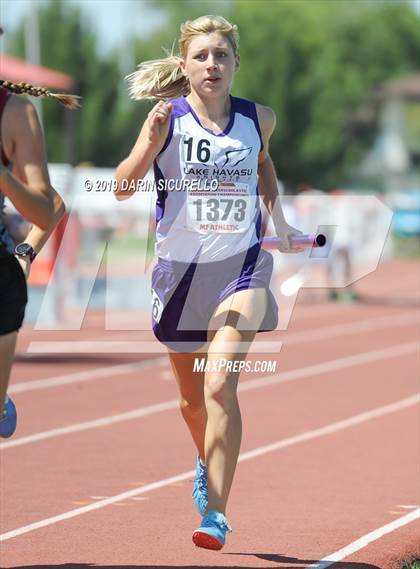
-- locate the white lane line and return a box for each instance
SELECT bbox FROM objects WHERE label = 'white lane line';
[238,394,419,461]
[288,302,354,321]
[24,309,419,354]
[2,341,418,450]
[305,508,420,568]
[283,312,418,345]
[9,357,168,394]
[0,399,179,449]
[239,341,420,394]
[1,393,418,542]
[10,312,417,394]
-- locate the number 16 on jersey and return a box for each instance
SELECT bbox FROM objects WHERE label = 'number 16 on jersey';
[182,135,215,164]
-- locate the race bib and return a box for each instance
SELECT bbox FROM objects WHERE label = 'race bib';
[185,182,255,234]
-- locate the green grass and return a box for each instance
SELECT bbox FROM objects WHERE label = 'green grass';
[107,233,153,260]
[401,559,420,569]
[392,235,420,259]
[79,232,154,264]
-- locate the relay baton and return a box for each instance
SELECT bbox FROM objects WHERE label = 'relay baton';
[262,233,327,250]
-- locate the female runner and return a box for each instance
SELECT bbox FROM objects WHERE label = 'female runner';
[0,73,78,438]
[115,15,302,550]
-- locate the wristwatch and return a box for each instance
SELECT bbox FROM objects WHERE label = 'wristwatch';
[15,242,37,263]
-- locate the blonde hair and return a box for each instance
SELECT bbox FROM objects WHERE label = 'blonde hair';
[127,15,239,101]
[0,80,81,109]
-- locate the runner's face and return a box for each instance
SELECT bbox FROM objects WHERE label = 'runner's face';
[182,32,239,98]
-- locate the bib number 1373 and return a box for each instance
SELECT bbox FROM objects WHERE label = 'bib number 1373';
[193,198,247,222]
[186,192,254,234]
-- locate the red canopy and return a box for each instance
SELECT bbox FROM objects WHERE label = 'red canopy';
[0,54,74,90]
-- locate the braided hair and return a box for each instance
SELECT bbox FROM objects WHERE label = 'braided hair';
[0,80,81,109]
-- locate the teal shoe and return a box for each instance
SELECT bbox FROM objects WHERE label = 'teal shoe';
[192,510,232,550]
[192,456,208,515]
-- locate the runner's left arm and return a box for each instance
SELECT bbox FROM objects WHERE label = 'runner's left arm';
[256,104,303,253]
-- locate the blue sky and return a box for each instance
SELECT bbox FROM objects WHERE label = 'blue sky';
[1,0,167,55]
[2,0,419,57]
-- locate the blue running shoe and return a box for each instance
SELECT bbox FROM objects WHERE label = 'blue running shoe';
[192,456,208,516]
[0,395,17,438]
[192,510,232,550]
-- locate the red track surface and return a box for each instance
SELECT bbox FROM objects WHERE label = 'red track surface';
[1,260,419,569]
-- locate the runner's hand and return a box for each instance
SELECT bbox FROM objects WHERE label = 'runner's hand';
[147,101,172,148]
[275,222,305,253]
[15,255,31,279]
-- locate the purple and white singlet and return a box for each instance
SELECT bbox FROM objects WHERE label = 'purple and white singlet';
[153,95,264,263]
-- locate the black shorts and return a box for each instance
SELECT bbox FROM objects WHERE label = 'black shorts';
[0,254,28,335]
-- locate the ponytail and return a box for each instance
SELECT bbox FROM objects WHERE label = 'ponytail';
[126,54,189,101]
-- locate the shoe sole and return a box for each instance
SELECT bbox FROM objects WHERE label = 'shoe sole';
[192,530,223,550]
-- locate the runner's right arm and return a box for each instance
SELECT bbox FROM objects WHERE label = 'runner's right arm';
[114,101,172,201]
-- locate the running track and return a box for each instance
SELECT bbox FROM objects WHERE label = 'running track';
[1,260,419,569]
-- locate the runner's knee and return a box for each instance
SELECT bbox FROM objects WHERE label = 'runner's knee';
[204,374,238,408]
[179,397,206,415]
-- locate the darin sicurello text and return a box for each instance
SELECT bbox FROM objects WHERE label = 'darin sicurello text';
[119,178,219,192]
